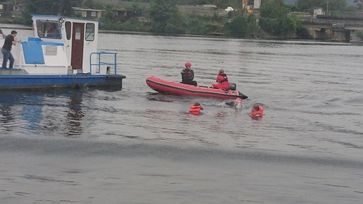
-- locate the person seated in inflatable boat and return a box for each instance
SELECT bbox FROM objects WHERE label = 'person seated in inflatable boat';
[212,69,230,91]
[181,61,197,86]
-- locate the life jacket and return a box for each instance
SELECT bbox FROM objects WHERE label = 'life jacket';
[213,73,229,90]
[249,105,264,119]
[216,73,228,83]
[189,104,203,115]
[212,80,230,90]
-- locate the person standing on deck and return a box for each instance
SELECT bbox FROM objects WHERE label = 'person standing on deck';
[2,30,17,69]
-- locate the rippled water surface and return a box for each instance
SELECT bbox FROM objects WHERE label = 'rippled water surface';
[2,33,362,158]
[1,31,363,203]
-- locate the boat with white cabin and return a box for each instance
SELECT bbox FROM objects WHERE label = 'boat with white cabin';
[0,15,125,89]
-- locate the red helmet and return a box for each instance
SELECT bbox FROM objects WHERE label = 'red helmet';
[185,61,192,68]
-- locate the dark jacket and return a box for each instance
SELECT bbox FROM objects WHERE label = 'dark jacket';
[181,68,194,83]
[2,34,15,51]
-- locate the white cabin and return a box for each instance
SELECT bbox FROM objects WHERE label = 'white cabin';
[2,15,112,75]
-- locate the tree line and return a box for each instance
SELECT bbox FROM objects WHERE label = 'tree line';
[2,0,361,39]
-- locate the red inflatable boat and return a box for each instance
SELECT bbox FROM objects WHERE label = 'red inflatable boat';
[146,76,248,100]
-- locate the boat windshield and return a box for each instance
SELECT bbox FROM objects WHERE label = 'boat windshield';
[36,20,62,39]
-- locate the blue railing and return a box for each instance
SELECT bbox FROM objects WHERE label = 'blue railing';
[89,51,117,75]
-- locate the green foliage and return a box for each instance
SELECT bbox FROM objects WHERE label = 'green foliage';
[101,18,150,32]
[357,0,363,9]
[175,0,213,5]
[259,0,297,37]
[295,19,310,39]
[150,0,185,33]
[260,0,286,18]
[225,15,259,38]
[174,0,241,7]
[22,0,81,25]
[259,16,296,37]
[227,15,248,37]
[24,0,80,15]
[164,13,185,34]
[82,0,103,9]
[356,31,363,40]
[9,0,307,39]
[245,15,260,38]
[100,5,150,32]
[184,17,208,34]
[212,0,241,8]
[296,0,347,13]
[184,16,223,35]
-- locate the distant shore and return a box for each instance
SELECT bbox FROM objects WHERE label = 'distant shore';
[1,23,362,43]
[0,23,207,38]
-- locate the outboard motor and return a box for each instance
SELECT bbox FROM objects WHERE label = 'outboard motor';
[229,83,237,91]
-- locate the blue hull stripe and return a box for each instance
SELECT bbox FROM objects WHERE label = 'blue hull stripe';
[0,75,125,89]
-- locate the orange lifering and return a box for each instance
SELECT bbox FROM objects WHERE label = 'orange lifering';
[249,105,264,119]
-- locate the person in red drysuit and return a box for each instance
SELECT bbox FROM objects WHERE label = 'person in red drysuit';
[189,102,203,115]
[249,104,265,120]
[212,69,230,90]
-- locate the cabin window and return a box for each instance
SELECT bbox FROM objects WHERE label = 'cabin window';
[65,21,71,40]
[75,27,81,40]
[85,23,95,41]
[36,20,62,39]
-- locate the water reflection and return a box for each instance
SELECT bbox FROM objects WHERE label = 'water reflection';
[0,104,15,132]
[65,91,84,137]
[0,91,26,133]
[0,90,87,137]
[21,95,43,131]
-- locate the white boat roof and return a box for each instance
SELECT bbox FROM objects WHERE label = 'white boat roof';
[32,15,98,24]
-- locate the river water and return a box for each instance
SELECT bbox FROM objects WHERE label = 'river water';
[1,31,363,203]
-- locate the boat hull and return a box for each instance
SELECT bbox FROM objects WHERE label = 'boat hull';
[0,74,125,90]
[146,76,248,100]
